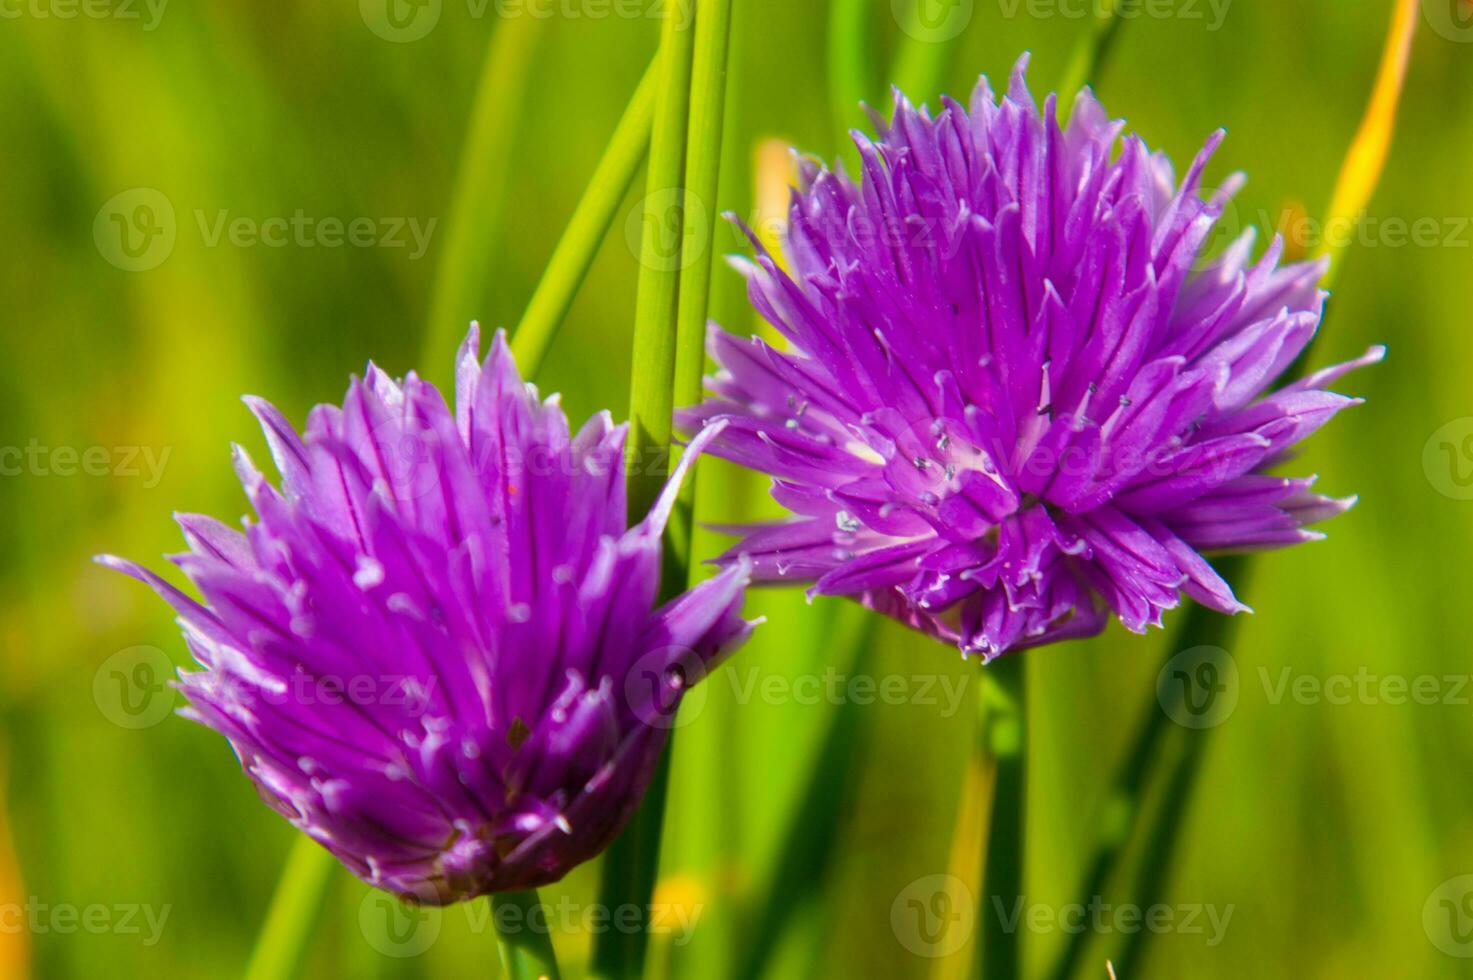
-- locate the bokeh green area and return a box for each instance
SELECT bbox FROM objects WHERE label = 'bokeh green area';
[1,1,1471,977]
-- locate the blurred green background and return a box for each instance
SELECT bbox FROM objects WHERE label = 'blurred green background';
[2,0,1471,977]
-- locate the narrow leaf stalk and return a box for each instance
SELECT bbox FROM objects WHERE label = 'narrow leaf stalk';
[593,5,701,977]
[622,2,699,526]
[827,0,876,136]
[1050,9,1417,975]
[511,60,660,376]
[892,0,959,106]
[243,836,336,980]
[1317,0,1419,289]
[1058,0,1125,101]
[978,657,1027,980]
[494,890,563,980]
[670,0,737,574]
[732,610,879,980]
[1046,560,1245,980]
[424,15,546,380]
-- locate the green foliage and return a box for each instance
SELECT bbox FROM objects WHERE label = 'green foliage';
[2,2,1469,977]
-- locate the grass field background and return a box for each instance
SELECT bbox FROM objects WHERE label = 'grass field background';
[2,1,1472,976]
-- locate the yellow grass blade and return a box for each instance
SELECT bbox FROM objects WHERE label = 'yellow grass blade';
[1318,0,1420,283]
[0,748,28,979]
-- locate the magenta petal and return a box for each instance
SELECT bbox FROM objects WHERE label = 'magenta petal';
[683,59,1378,658]
[99,327,756,904]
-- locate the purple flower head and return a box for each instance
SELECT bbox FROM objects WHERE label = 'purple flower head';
[681,57,1381,660]
[99,326,754,903]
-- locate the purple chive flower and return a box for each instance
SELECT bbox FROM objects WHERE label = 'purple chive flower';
[99,325,754,904]
[681,57,1382,660]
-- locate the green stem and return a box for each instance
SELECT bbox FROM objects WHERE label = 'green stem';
[1055,7,1400,977]
[593,5,700,977]
[730,610,876,980]
[670,0,736,575]
[672,0,735,425]
[1054,276,1362,980]
[1058,0,1125,101]
[1106,586,1246,976]
[666,9,749,973]
[1111,675,1214,977]
[247,25,552,980]
[622,0,699,526]
[827,0,875,136]
[594,749,675,980]
[243,836,336,980]
[891,0,959,104]
[1090,42,1408,943]
[1045,561,1244,980]
[493,890,563,980]
[423,14,546,382]
[979,655,1027,980]
[510,59,659,377]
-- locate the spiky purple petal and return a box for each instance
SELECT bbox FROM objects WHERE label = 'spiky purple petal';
[684,57,1379,660]
[101,326,753,903]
